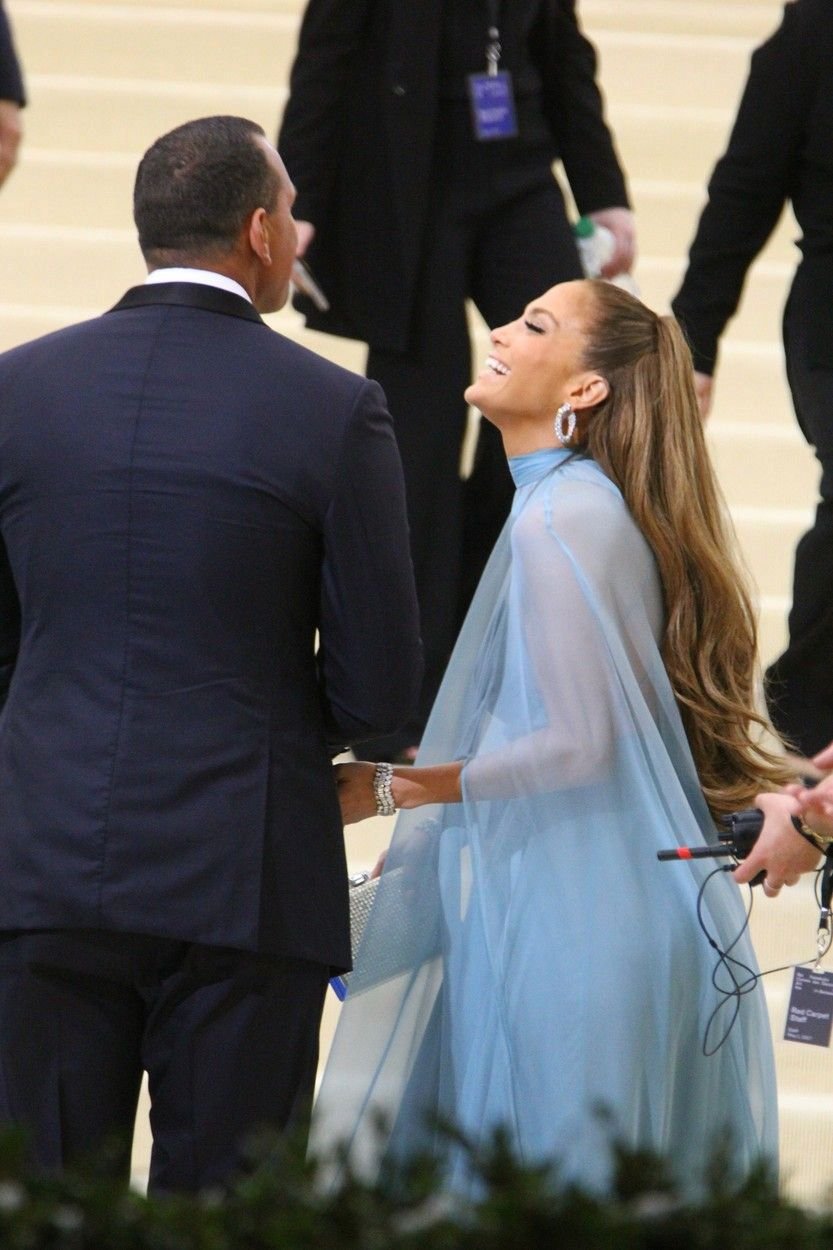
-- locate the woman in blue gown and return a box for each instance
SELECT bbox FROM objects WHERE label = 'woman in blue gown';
[318,279,788,1196]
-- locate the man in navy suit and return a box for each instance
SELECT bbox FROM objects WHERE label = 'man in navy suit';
[0,115,422,1191]
[0,1,24,188]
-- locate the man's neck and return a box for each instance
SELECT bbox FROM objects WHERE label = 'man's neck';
[144,267,252,305]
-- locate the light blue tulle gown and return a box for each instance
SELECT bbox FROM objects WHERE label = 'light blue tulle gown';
[313,448,777,1196]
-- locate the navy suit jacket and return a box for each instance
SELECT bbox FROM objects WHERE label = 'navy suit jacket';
[0,282,422,968]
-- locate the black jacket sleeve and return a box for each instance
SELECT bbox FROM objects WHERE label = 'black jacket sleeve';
[671,2,817,375]
[277,0,372,227]
[535,0,630,214]
[317,377,423,745]
[0,3,25,105]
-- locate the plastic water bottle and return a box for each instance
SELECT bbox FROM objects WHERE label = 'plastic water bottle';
[573,215,616,278]
[573,215,640,296]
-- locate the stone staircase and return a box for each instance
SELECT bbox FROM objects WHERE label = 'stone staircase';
[3,0,830,1207]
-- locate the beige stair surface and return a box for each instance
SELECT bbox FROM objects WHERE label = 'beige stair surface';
[4,0,833,1210]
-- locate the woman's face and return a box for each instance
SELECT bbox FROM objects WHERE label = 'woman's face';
[465,280,596,431]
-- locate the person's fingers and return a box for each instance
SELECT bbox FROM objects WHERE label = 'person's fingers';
[692,372,713,419]
[294,219,315,256]
[732,853,762,885]
[762,879,782,898]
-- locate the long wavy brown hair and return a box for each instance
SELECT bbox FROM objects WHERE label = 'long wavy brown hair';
[576,280,791,818]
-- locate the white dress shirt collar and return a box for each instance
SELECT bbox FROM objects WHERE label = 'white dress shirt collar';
[144,267,252,305]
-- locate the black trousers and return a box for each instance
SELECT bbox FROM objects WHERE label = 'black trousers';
[362,103,583,759]
[0,929,328,1193]
[765,268,833,757]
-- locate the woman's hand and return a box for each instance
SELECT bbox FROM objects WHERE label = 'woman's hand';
[391,762,464,809]
[335,759,465,824]
[334,761,378,824]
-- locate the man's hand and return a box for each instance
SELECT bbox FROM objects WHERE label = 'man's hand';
[334,760,377,824]
[0,100,22,189]
[732,791,821,895]
[588,206,636,278]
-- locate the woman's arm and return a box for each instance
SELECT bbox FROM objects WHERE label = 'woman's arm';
[335,760,463,824]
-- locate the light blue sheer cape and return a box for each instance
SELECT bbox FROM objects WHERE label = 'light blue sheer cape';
[313,448,777,1196]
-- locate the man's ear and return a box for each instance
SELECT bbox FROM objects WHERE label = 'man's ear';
[569,371,609,413]
[248,208,271,264]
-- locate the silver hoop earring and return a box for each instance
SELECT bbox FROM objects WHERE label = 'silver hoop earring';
[554,402,576,446]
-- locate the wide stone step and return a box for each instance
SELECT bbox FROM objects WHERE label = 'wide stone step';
[15,0,300,9]
[703,342,795,429]
[593,29,760,114]
[708,422,817,509]
[11,2,299,87]
[1,149,134,229]
[11,77,281,155]
[1,153,802,293]
[731,506,810,599]
[636,255,792,341]
[583,0,784,38]
[610,106,737,185]
[629,179,797,267]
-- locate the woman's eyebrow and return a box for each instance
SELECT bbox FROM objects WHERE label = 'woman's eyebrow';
[527,307,559,326]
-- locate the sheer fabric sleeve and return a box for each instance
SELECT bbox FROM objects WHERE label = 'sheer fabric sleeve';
[462,472,663,802]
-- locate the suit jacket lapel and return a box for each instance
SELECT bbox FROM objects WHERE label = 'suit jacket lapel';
[109,283,265,325]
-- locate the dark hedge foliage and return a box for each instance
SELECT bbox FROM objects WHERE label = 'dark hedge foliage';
[0,1124,829,1250]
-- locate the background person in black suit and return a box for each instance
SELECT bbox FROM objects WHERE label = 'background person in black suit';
[672,0,833,760]
[0,1,24,187]
[0,115,422,1192]
[278,0,634,762]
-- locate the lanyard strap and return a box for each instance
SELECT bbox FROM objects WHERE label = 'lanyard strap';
[484,0,502,75]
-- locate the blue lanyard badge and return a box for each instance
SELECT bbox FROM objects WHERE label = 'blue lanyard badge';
[467,70,518,141]
[467,13,518,142]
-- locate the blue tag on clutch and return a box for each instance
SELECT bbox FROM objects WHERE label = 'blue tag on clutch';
[467,71,518,141]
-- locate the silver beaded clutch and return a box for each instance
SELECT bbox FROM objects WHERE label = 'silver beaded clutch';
[331,866,439,999]
[346,870,379,959]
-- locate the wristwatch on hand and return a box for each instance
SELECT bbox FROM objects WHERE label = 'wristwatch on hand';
[792,817,833,854]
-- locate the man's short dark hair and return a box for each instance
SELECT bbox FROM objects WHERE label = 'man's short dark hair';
[134,116,281,265]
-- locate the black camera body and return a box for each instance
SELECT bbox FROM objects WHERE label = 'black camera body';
[717,807,764,860]
[656,807,764,868]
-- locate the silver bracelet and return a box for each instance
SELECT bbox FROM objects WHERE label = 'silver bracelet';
[372,761,396,817]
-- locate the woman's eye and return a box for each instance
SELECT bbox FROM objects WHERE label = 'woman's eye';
[524,320,545,334]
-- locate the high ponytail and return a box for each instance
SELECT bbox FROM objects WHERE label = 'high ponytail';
[579,281,790,817]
